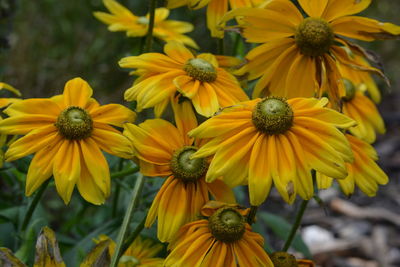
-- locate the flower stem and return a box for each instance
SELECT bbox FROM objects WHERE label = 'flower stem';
[120,213,147,256]
[282,199,309,252]
[144,0,157,52]
[20,179,50,232]
[247,205,258,224]
[217,38,224,55]
[111,166,139,179]
[110,173,145,267]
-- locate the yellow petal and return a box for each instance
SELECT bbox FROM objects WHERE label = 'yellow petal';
[92,126,134,159]
[248,135,273,205]
[323,0,372,21]
[63,77,93,108]
[25,135,63,196]
[298,0,328,17]
[5,125,58,162]
[164,41,194,64]
[90,103,136,127]
[53,140,81,204]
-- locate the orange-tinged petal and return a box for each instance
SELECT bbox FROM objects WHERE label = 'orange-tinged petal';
[119,53,182,72]
[248,135,272,205]
[63,77,93,108]
[92,126,134,159]
[77,138,110,204]
[331,16,400,41]
[156,178,190,242]
[298,0,328,17]
[294,116,353,163]
[80,138,110,197]
[139,160,171,177]
[4,99,61,117]
[192,82,219,117]
[206,179,236,204]
[291,125,348,179]
[206,129,259,183]
[171,97,197,145]
[284,51,317,98]
[25,135,63,196]
[207,0,228,38]
[53,140,81,204]
[323,0,372,21]
[5,125,58,162]
[123,120,181,164]
[164,41,194,64]
[90,103,136,127]
[0,115,55,135]
[174,76,199,99]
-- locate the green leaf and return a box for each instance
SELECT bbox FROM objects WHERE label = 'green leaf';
[259,211,312,258]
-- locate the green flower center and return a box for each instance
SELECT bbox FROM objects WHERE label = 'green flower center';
[209,207,245,243]
[252,97,293,135]
[342,78,356,101]
[183,58,217,83]
[270,252,298,267]
[295,17,334,57]
[170,146,208,182]
[55,106,93,140]
[137,16,149,25]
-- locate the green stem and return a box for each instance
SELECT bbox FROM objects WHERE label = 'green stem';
[217,38,224,55]
[110,174,145,267]
[111,166,139,179]
[20,179,50,232]
[120,214,147,256]
[232,33,241,56]
[282,199,309,252]
[144,0,157,52]
[247,205,258,225]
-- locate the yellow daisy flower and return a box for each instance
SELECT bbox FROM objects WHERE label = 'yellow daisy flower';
[222,0,400,102]
[95,235,163,267]
[341,79,385,143]
[189,97,355,205]
[166,0,263,38]
[0,77,136,205]
[164,201,274,267]
[94,0,198,48]
[123,99,235,242]
[318,134,388,197]
[337,49,382,103]
[119,41,248,117]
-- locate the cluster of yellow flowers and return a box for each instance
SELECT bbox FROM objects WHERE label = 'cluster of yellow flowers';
[0,0,398,266]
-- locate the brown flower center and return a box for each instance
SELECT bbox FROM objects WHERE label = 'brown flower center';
[55,106,93,140]
[295,17,334,57]
[252,97,293,135]
[170,146,208,182]
[270,252,298,267]
[342,78,356,102]
[183,58,217,82]
[208,207,245,243]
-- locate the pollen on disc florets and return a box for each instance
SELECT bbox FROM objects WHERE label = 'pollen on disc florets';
[183,58,217,82]
[55,106,93,140]
[252,97,294,135]
[270,252,298,267]
[342,78,356,102]
[170,146,208,182]
[295,17,334,57]
[208,207,246,243]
